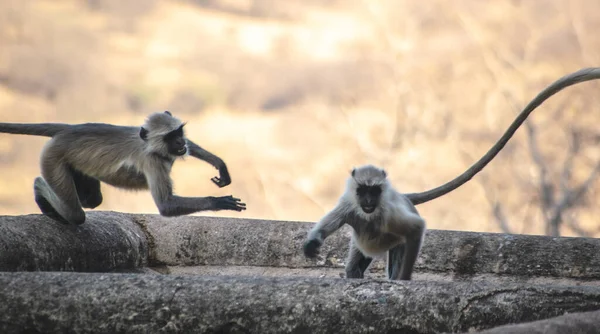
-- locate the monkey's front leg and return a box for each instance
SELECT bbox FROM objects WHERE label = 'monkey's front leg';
[398,227,425,280]
[303,204,347,258]
[148,170,246,217]
[186,140,232,188]
[157,195,246,217]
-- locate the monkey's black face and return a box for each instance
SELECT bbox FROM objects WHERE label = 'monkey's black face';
[356,185,382,213]
[164,125,187,156]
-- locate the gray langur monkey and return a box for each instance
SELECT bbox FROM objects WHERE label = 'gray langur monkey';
[305,165,425,280]
[304,67,600,280]
[0,111,246,225]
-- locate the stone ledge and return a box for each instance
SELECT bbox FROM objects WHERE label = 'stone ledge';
[151,265,600,286]
[1,272,600,334]
[138,213,600,281]
[0,211,147,272]
[467,309,600,334]
[1,211,600,284]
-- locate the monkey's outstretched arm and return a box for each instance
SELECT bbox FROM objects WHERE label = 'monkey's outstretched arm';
[405,67,600,205]
[147,163,246,216]
[186,139,232,188]
[304,202,348,258]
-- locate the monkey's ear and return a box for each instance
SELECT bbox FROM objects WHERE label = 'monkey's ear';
[351,168,356,177]
[381,170,387,178]
[140,127,149,141]
[164,111,172,116]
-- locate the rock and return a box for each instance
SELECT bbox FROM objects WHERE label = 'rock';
[137,214,600,284]
[2,272,600,334]
[0,211,147,272]
[467,309,600,334]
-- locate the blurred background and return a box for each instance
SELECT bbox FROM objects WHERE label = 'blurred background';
[0,0,599,237]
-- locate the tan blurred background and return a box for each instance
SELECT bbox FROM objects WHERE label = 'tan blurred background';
[0,0,599,237]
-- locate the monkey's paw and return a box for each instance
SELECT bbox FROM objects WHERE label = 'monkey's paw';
[215,195,247,211]
[211,175,231,188]
[211,165,232,188]
[303,238,322,258]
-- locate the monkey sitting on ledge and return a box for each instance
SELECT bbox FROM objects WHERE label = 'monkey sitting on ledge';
[0,111,246,225]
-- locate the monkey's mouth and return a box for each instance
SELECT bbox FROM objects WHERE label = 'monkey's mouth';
[362,206,375,214]
[176,147,187,155]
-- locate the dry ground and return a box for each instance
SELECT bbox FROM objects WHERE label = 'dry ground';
[0,0,599,236]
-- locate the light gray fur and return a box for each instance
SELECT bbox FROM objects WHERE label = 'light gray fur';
[0,112,246,225]
[306,164,426,280]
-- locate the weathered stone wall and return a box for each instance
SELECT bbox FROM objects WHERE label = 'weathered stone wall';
[0,212,147,272]
[138,214,600,284]
[1,211,600,333]
[2,272,600,334]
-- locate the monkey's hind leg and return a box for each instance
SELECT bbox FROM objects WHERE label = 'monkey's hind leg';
[387,244,405,280]
[34,161,87,225]
[71,167,103,209]
[34,177,68,224]
[345,239,373,279]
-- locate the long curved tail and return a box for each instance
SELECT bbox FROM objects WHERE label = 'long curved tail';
[405,67,600,205]
[0,123,71,137]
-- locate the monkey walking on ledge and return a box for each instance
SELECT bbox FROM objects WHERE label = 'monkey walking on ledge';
[304,67,600,281]
[0,111,246,225]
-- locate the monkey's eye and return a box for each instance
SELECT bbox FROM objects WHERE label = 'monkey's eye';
[369,187,382,196]
[356,186,368,196]
[163,126,184,142]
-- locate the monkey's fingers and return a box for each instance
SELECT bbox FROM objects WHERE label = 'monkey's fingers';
[217,196,247,211]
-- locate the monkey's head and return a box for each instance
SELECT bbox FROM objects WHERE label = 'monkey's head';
[140,111,188,157]
[348,165,388,215]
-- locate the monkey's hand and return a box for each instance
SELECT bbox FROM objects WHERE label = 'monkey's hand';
[211,163,232,188]
[303,238,322,258]
[213,195,246,211]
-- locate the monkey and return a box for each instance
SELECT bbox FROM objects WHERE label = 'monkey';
[0,111,246,225]
[303,67,600,280]
[304,164,425,280]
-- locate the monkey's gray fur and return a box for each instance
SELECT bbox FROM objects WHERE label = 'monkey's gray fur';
[0,111,246,225]
[304,165,425,280]
[303,67,600,280]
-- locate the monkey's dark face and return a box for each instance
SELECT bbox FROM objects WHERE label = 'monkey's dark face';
[356,185,382,214]
[163,125,187,156]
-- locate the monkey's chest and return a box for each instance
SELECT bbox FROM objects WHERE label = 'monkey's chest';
[353,229,404,256]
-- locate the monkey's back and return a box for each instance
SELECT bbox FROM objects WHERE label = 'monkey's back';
[44,123,149,182]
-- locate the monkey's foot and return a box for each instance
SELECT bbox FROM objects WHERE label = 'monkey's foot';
[34,195,69,224]
[345,269,365,279]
